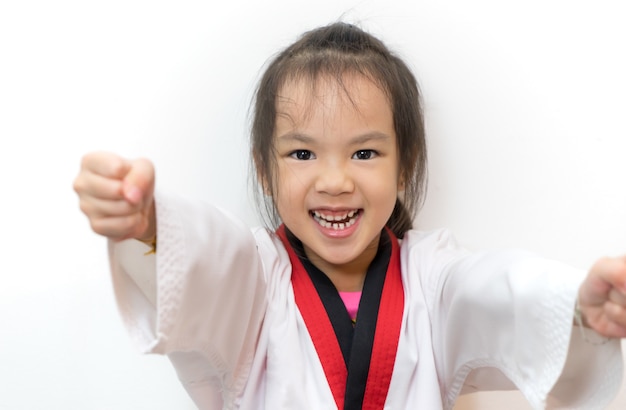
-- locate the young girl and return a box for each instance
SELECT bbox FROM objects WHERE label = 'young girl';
[74,23,626,409]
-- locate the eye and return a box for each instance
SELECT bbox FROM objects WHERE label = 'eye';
[352,150,377,160]
[289,150,316,160]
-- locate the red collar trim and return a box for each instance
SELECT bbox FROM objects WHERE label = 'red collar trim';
[277,226,405,409]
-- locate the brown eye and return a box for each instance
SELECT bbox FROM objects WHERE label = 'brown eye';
[290,150,315,160]
[352,150,377,160]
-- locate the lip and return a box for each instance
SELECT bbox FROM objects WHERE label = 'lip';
[310,208,362,238]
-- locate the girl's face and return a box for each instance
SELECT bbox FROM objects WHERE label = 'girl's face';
[273,74,401,279]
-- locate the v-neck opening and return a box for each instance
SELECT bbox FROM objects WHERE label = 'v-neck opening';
[284,228,392,409]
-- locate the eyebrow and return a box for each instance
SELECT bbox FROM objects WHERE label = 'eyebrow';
[277,132,315,144]
[349,132,391,145]
[276,132,391,145]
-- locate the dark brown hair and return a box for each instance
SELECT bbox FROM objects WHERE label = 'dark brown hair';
[251,22,427,238]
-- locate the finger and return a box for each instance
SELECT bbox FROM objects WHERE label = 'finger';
[89,213,149,240]
[74,172,126,200]
[122,158,155,205]
[602,302,626,338]
[594,318,626,339]
[605,301,626,326]
[80,151,132,179]
[583,306,626,338]
[590,257,626,294]
[608,288,626,307]
[79,196,141,219]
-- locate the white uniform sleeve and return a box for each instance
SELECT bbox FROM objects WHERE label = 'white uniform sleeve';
[108,193,268,406]
[407,229,623,409]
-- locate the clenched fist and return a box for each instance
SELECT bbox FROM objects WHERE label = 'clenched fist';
[578,257,626,339]
[73,151,156,241]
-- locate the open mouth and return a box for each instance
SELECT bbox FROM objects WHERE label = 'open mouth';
[311,209,361,230]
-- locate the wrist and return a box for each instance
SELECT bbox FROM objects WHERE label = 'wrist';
[574,297,611,345]
[135,200,157,254]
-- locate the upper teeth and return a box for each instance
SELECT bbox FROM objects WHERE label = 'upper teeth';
[313,210,356,221]
[312,210,358,229]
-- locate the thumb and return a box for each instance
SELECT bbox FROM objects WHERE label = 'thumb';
[122,158,155,205]
[595,257,626,293]
[581,257,626,308]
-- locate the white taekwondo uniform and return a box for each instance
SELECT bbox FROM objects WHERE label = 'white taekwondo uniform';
[109,194,623,409]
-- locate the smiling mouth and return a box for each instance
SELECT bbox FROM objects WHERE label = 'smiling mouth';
[311,209,361,230]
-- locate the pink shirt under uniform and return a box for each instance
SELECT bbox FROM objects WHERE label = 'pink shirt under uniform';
[339,291,361,323]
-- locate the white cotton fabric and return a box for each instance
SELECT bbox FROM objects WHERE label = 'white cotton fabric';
[109,194,623,409]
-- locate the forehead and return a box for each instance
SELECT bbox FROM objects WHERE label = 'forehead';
[275,74,393,131]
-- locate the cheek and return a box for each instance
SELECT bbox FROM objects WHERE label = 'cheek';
[369,168,400,195]
[380,185,400,207]
[276,164,310,195]
[274,176,298,215]
[367,177,400,215]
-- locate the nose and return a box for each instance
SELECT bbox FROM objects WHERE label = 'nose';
[314,161,354,196]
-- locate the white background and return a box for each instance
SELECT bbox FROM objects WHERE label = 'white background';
[1,0,625,408]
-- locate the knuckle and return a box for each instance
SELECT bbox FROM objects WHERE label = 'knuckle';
[78,199,92,216]
[109,156,130,178]
[110,160,126,177]
[80,153,92,169]
[89,218,107,235]
[72,178,82,193]
[73,174,90,194]
[119,214,141,234]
